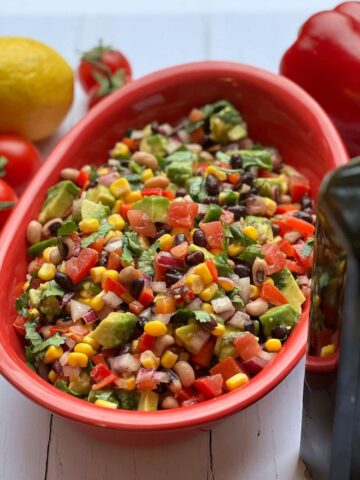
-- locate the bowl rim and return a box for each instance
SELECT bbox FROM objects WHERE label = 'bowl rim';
[0,61,349,431]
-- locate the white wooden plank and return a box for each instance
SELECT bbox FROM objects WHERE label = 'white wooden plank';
[0,377,50,480]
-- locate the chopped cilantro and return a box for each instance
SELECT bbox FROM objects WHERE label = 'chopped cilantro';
[16,291,29,317]
[57,221,78,236]
[138,240,160,276]
[81,222,113,248]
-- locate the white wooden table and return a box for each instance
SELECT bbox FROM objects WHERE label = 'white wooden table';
[0,2,337,478]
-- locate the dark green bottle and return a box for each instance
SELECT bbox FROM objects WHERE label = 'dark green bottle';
[301,158,360,479]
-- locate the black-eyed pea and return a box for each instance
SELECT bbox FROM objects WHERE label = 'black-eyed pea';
[27,220,42,244]
[173,361,195,388]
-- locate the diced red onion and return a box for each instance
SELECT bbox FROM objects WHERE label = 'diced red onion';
[61,292,75,308]
[211,297,234,314]
[227,311,250,328]
[157,253,184,269]
[65,337,76,351]
[258,351,276,363]
[187,328,211,355]
[98,172,120,186]
[39,325,53,339]
[143,274,152,286]
[153,314,171,324]
[70,300,91,321]
[187,297,203,311]
[82,309,99,324]
[104,238,123,253]
[59,351,70,367]
[52,360,62,374]
[63,365,81,380]
[236,277,251,304]
[130,129,144,140]
[109,354,141,375]
[150,281,167,293]
[136,368,155,384]
[177,129,191,143]
[242,356,267,375]
[102,291,123,309]
[166,139,181,154]
[158,123,173,136]
[297,275,310,287]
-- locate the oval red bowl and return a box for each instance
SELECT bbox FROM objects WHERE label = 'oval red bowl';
[0,62,348,438]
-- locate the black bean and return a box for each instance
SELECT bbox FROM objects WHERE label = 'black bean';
[98,251,109,267]
[244,319,256,334]
[130,278,145,298]
[206,174,220,195]
[301,193,313,210]
[54,272,74,291]
[173,233,187,246]
[201,135,214,149]
[292,211,313,224]
[165,270,183,287]
[271,325,287,340]
[241,171,254,185]
[230,154,243,169]
[271,223,281,236]
[227,205,247,220]
[234,263,251,278]
[185,251,205,266]
[175,187,186,198]
[203,196,219,205]
[151,121,160,134]
[192,229,207,248]
[249,186,259,195]
[49,221,62,236]
[154,228,169,241]
[57,237,68,258]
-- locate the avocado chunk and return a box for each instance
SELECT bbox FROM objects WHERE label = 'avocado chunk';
[166,161,193,185]
[209,104,247,144]
[81,199,110,221]
[140,134,168,156]
[244,215,273,244]
[39,181,80,224]
[89,312,137,348]
[259,304,300,337]
[253,178,285,198]
[86,185,115,208]
[132,196,170,223]
[214,326,243,361]
[279,268,306,313]
[137,390,159,411]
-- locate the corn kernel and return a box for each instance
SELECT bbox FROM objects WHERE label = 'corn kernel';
[107,213,125,231]
[125,190,142,203]
[243,226,259,241]
[43,345,63,364]
[48,370,58,383]
[264,277,274,285]
[144,320,167,337]
[218,192,228,205]
[91,266,107,284]
[23,281,30,291]
[104,230,122,245]
[74,342,96,358]
[67,352,88,368]
[90,294,105,312]
[199,282,218,301]
[193,263,213,284]
[112,199,124,214]
[95,399,118,409]
[43,246,57,263]
[178,352,190,362]
[140,350,160,369]
[141,168,154,182]
[218,278,235,292]
[82,335,100,350]
[132,339,139,353]
[205,165,227,181]
[264,338,282,353]
[185,274,205,294]
[202,303,214,314]
[212,323,226,336]
[79,218,100,234]
[138,235,150,249]
[263,197,277,216]
[38,263,56,281]
[161,350,178,369]
[226,373,249,391]
[125,376,136,390]
[250,285,260,299]
[320,344,336,357]
[80,298,92,306]
[159,234,173,251]
[109,178,131,198]
[110,142,130,159]
[102,269,119,282]
[29,308,40,318]
[227,243,244,257]
[98,167,109,175]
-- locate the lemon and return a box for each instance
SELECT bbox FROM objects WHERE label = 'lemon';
[0,37,74,141]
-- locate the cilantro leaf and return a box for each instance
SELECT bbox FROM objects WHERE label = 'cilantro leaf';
[121,244,134,265]
[16,291,29,317]
[24,321,43,348]
[58,221,78,236]
[300,238,315,258]
[124,232,142,255]
[55,379,84,398]
[214,253,232,276]
[270,270,287,290]
[237,245,265,263]
[116,390,139,410]
[240,150,273,171]
[138,240,160,276]
[81,222,113,247]
[170,309,194,326]
[194,311,212,324]
[32,333,65,355]
[230,225,257,246]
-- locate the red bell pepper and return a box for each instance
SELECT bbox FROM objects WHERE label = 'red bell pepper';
[138,286,154,307]
[283,214,315,236]
[260,282,289,306]
[76,170,89,188]
[107,252,122,271]
[120,203,133,220]
[102,277,126,297]
[90,363,112,383]
[191,338,216,367]
[280,2,360,155]
[13,315,27,336]
[65,248,98,284]
[276,203,300,214]
[206,259,218,283]
[285,259,307,275]
[92,373,118,390]
[278,238,295,257]
[193,374,224,399]
[137,333,156,353]
[92,353,108,366]
[210,357,243,382]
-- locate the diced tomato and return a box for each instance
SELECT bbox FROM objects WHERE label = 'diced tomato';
[193,374,224,399]
[76,170,89,188]
[122,137,138,152]
[13,315,27,336]
[234,332,263,361]
[283,215,315,236]
[285,259,307,275]
[261,243,286,275]
[90,364,112,383]
[127,209,157,238]
[197,162,209,171]
[141,187,163,197]
[206,259,218,283]
[107,252,122,271]
[167,201,199,229]
[191,338,216,367]
[137,379,157,391]
[120,203,133,220]
[272,219,291,237]
[289,174,310,202]
[155,295,176,314]
[138,286,154,307]
[88,236,104,253]
[102,277,126,297]
[293,243,313,269]
[189,108,204,122]
[65,248,98,284]
[190,126,205,144]
[129,300,145,315]
[200,221,224,249]
[220,209,234,225]
[162,190,175,200]
[260,282,288,306]
[210,357,242,382]
[177,387,194,402]
[278,239,295,257]
[227,172,240,185]
[170,242,189,259]
[137,333,156,353]
[92,373,118,390]
[92,353,108,366]
[276,203,300,214]
[258,170,278,178]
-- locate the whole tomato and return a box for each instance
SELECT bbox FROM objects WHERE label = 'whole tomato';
[78,43,132,93]
[0,179,18,228]
[0,134,41,193]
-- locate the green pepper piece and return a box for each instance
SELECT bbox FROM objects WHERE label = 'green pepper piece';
[28,238,57,257]
[203,204,222,223]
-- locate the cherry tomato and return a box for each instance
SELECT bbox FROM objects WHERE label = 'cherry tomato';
[0,179,18,228]
[0,134,41,193]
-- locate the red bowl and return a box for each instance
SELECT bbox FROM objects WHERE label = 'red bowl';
[0,61,348,441]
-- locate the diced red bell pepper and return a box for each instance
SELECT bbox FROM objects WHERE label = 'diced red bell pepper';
[234,332,263,361]
[190,126,205,144]
[88,236,104,253]
[193,374,224,399]
[137,333,156,353]
[92,353,108,366]
[122,137,138,152]
[227,172,240,185]
[285,259,307,275]
[210,357,243,382]
[167,201,199,229]
[205,259,218,283]
[283,215,315,236]
[65,248,99,284]
[170,242,189,259]
[76,170,89,188]
[261,243,286,275]
[120,203,133,220]
[276,203,300,214]
[92,373,118,390]
[272,219,291,237]
[278,238,295,257]
[289,174,311,202]
[129,300,145,315]
[107,252,122,271]
[258,170,278,178]
[102,277,126,297]
[13,315,27,336]
[90,363,112,383]
[138,286,154,307]
[137,379,157,391]
[200,221,224,249]
[177,387,195,402]
[191,338,216,367]
[260,282,289,306]
[293,243,314,269]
